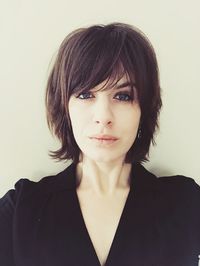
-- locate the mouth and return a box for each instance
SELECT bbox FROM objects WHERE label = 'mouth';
[90,137,118,145]
[89,135,118,141]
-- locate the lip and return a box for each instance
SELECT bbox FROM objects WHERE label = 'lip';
[89,134,119,140]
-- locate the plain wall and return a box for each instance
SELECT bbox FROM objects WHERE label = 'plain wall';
[0,0,200,197]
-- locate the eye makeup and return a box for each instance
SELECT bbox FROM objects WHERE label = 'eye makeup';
[75,88,135,102]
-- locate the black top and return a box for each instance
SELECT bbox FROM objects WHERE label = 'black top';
[0,163,200,266]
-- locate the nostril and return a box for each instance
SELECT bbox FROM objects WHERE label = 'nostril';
[95,120,112,125]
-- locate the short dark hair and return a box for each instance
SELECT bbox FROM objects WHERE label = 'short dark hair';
[45,22,162,164]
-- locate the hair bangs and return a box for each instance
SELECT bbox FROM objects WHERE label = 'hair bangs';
[69,28,128,95]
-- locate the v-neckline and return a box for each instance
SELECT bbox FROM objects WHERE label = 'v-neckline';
[51,162,159,265]
[73,172,133,266]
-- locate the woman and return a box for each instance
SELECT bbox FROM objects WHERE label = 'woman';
[0,23,200,266]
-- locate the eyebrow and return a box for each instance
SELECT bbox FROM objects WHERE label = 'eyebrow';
[116,81,136,89]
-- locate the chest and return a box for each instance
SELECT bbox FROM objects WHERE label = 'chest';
[76,188,130,266]
[14,189,200,266]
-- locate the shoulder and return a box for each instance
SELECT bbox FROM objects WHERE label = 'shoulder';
[0,162,76,212]
[140,163,199,191]
[137,164,200,233]
[157,174,200,202]
[150,169,200,219]
[135,163,200,204]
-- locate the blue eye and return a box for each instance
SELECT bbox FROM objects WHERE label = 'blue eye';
[114,92,133,102]
[75,91,133,102]
[76,92,93,99]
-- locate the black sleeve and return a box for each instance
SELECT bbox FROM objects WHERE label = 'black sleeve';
[156,174,200,255]
[190,179,200,249]
[0,179,27,266]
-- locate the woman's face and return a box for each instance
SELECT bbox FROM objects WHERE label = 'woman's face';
[68,76,141,163]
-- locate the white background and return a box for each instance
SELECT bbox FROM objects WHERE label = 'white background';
[0,0,200,196]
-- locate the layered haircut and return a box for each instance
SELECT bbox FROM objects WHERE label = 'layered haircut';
[45,22,162,164]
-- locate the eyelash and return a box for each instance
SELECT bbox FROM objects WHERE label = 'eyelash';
[76,91,134,102]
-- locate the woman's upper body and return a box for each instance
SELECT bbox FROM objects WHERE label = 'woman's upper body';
[0,162,200,266]
[1,22,199,266]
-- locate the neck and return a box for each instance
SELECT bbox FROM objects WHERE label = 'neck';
[76,157,132,196]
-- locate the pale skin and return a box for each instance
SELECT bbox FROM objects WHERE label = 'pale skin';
[68,75,141,265]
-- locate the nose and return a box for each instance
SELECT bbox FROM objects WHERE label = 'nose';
[92,97,113,126]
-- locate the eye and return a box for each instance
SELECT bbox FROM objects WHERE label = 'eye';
[114,92,133,102]
[75,90,134,102]
[76,91,94,100]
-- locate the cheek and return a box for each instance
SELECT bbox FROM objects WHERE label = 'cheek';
[122,113,141,148]
[119,107,141,130]
[69,109,88,139]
